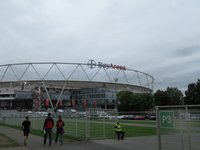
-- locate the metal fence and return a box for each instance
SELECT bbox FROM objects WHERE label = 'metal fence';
[156,105,200,150]
[87,108,118,139]
[0,108,118,140]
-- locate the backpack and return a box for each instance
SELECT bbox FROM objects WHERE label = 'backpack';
[45,118,53,128]
[57,120,63,128]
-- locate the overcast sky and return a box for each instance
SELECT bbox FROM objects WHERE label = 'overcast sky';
[0,0,199,93]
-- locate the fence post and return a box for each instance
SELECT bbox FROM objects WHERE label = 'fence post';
[185,105,192,150]
[156,106,162,150]
[178,109,185,150]
[75,112,78,137]
[103,112,105,138]
[88,109,91,139]
[85,109,88,140]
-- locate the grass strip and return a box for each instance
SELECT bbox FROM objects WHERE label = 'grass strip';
[0,123,83,142]
[0,133,19,148]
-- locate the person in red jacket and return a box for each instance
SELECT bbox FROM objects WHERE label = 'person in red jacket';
[55,115,65,145]
[43,113,54,146]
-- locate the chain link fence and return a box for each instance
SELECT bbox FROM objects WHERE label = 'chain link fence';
[156,105,200,150]
[87,108,118,139]
[0,108,118,140]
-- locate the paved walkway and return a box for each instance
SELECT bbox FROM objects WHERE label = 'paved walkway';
[0,126,157,150]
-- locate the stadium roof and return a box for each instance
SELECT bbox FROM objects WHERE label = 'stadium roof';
[0,60,154,92]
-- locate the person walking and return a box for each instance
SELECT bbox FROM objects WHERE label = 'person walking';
[55,115,65,145]
[114,122,125,140]
[43,113,54,146]
[22,116,31,146]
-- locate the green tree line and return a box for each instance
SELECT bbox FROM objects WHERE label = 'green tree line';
[117,79,200,111]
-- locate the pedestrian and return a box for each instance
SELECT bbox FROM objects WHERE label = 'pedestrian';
[55,115,65,145]
[22,116,31,146]
[114,122,125,140]
[43,113,54,146]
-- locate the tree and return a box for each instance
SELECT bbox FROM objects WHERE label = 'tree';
[185,79,200,104]
[117,91,153,111]
[154,90,169,106]
[132,93,154,111]
[166,87,183,105]
[154,87,183,106]
[117,91,134,112]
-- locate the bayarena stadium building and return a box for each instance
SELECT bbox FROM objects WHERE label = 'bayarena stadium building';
[0,59,154,111]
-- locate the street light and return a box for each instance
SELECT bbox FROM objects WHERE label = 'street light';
[180,96,184,105]
[114,78,118,109]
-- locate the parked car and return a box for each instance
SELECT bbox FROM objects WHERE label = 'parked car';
[134,115,145,120]
[149,115,156,120]
[128,115,135,120]
[145,113,156,120]
[120,115,129,120]
[118,115,124,119]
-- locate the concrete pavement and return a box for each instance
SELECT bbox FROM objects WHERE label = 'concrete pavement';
[0,126,157,150]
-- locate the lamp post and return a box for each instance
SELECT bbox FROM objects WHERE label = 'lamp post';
[114,78,118,110]
[180,96,184,105]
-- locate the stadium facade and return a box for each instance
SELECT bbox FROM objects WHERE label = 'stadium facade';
[0,60,154,111]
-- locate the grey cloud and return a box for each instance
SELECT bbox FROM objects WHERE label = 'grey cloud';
[0,0,200,93]
[173,46,200,57]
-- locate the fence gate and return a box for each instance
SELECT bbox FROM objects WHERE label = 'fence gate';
[156,105,200,150]
[86,108,118,139]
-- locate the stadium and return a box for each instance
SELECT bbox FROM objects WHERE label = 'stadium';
[0,59,154,111]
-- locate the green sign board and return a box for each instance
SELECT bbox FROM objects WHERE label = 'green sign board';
[160,111,174,128]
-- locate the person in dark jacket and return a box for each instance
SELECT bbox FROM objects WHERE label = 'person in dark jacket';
[55,115,65,145]
[22,116,31,146]
[43,113,54,146]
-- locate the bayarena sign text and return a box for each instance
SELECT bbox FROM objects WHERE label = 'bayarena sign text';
[87,59,126,70]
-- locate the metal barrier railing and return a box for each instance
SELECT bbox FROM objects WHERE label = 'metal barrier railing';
[156,105,200,150]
